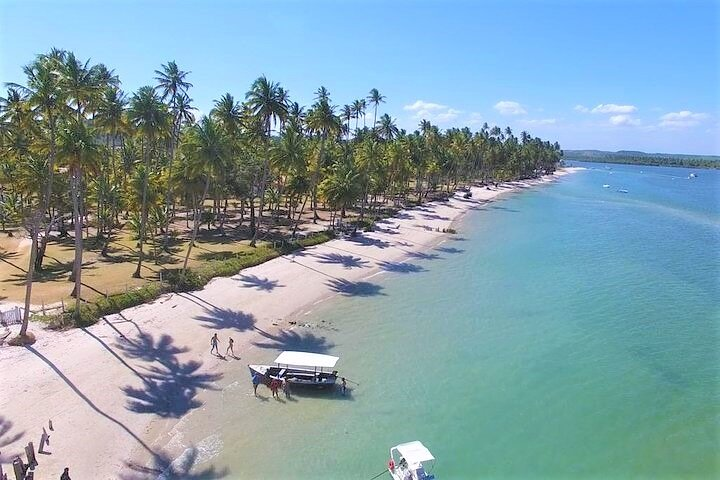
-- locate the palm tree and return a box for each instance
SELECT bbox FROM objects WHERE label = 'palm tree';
[318,161,361,222]
[367,88,385,128]
[341,105,352,140]
[57,120,102,316]
[376,113,399,141]
[180,116,229,270]
[155,61,193,250]
[306,95,341,222]
[351,99,363,133]
[127,86,169,278]
[8,51,69,272]
[245,75,287,246]
[94,86,127,243]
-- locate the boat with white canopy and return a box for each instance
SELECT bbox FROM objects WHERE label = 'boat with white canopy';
[388,441,436,480]
[248,351,339,388]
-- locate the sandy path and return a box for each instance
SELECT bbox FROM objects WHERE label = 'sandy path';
[0,169,580,478]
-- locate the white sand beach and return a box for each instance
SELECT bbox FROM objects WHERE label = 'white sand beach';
[0,169,580,478]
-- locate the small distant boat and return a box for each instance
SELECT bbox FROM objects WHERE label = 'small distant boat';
[388,441,436,480]
[249,351,339,389]
[603,184,610,188]
[689,173,698,178]
[617,189,628,193]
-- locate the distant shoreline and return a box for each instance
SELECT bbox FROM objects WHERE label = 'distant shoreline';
[564,151,720,170]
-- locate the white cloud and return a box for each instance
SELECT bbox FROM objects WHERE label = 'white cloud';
[520,118,557,126]
[494,100,527,116]
[467,112,483,126]
[592,103,637,114]
[609,114,641,126]
[658,110,709,128]
[574,105,589,113]
[403,100,447,112]
[403,100,462,124]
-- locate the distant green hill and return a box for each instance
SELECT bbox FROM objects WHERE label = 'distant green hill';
[564,150,720,169]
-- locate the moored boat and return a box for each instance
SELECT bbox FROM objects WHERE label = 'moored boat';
[249,351,339,389]
[388,441,436,480]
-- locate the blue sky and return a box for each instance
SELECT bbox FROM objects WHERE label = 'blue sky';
[1,0,718,154]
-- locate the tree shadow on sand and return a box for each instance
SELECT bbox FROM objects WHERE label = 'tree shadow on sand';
[435,246,465,254]
[194,307,257,332]
[120,447,228,480]
[405,251,441,261]
[315,252,369,269]
[377,261,427,274]
[115,333,222,418]
[0,416,24,463]
[346,235,392,249]
[325,278,385,297]
[253,328,335,353]
[122,359,221,418]
[235,274,283,291]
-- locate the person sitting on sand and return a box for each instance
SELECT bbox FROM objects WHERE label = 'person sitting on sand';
[60,467,71,480]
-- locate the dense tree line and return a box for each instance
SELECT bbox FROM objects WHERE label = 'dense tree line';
[565,150,719,169]
[0,49,562,335]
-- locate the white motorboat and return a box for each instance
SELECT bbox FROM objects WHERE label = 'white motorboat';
[603,184,610,188]
[248,351,339,389]
[388,441,436,480]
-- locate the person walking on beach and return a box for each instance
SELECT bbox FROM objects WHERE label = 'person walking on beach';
[60,467,71,480]
[251,372,262,396]
[226,337,235,357]
[210,333,219,356]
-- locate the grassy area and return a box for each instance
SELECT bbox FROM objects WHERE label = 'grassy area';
[29,230,335,328]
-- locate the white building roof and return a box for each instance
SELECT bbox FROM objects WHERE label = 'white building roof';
[274,351,339,369]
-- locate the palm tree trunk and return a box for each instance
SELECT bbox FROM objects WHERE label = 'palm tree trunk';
[35,117,58,271]
[250,141,271,247]
[183,175,210,271]
[18,215,40,339]
[70,165,83,317]
[162,122,179,251]
[291,193,309,239]
[133,140,150,278]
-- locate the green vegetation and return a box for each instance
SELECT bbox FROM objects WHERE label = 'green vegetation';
[37,230,335,328]
[1,48,562,338]
[565,150,720,169]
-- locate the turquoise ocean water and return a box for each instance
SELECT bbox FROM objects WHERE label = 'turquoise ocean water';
[198,163,719,479]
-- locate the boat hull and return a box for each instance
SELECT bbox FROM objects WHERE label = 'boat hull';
[248,364,337,389]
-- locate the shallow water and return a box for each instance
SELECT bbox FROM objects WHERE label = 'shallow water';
[187,163,720,479]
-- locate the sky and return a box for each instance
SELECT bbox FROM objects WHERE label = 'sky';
[1,0,718,155]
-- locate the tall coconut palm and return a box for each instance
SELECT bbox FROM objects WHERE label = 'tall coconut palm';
[376,113,399,141]
[245,75,287,246]
[8,52,69,273]
[155,61,193,250]
[341,104,352,140]
[180,116,229,271]
[127,86,169,278]
[351,99,364,133]
[94,86,127,241]
[367,88,385,128]
[306,96,341,222]
[57,120,102,316]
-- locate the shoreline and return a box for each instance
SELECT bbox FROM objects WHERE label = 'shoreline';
[0,168,582,478]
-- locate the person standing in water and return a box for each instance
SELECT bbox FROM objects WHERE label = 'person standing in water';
[251,372,262,396]
[341,377,347,396]
[210,333,219,356]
